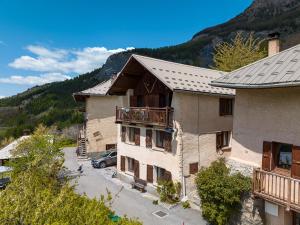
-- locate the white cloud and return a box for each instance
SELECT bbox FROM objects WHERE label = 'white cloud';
[0,72,70,85]
[9,45,134,74]
[0,96,5,99]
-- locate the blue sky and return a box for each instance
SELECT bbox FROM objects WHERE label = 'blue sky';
[0,0,252,97]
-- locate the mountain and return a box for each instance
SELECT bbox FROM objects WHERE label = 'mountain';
[1,0,300,140]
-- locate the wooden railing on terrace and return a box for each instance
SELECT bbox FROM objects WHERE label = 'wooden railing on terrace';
[253,169,300,212]
[115,106,173,128]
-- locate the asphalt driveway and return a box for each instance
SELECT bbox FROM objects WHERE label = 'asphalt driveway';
[63,147,207,225]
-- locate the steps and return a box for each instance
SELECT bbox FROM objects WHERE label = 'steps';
[77,128,87,158]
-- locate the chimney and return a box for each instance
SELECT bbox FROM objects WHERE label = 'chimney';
[268,32,280,56]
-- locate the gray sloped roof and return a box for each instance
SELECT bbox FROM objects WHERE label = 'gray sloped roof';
[74,79,112,97]
[121,54,235,96]
[211,44,300,89]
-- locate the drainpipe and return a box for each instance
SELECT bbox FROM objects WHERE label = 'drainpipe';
[197,95,200,169]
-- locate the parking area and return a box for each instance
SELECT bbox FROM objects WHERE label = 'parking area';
[63,147,207,225]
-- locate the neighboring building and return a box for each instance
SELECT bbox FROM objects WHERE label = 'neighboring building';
[107,54,234,198]
[212,36,300,225]
[73,79,122,157]
[0,136,30,166]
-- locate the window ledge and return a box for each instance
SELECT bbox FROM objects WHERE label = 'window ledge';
[151,147,165,152]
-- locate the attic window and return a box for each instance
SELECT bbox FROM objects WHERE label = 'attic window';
[245,74,252,78]
[258,73,265,77]
[276,60,284,64]
[264,62,270,66]
[291,59,298,62]
[165,70,170,72]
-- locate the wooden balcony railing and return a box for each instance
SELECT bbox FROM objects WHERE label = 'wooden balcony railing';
[253,169,300,212]
[115,106,173,128]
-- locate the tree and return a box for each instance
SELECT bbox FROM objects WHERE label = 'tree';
[0,125,141,225]
[212,32,267,72]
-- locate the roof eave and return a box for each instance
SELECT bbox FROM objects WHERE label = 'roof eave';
[211,82,300,89]
[173,89,235,97]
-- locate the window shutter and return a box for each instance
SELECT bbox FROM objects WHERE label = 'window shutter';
[164,132,172,152]
[120,156,125,171]
[134,128,140,146]
[134,160,140,178]
[189,162,199,174]
[262,141,272,171]
[147,165,153,183]
[216,132,222,150]
[292,146,300,179]
[121,126,126,142]
[146,130,152,148]
[130,96,137,107]
[163,170,172,181]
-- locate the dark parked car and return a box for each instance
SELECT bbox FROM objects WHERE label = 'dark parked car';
[0,177,10,189]
[91,150,117,168]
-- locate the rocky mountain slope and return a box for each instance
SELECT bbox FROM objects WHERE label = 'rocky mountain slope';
[1,0,300,139]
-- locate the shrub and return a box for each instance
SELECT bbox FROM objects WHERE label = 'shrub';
[152,200,158,205]
[195,158,251,225]
[157,180,181,204]
[182,201,191,209]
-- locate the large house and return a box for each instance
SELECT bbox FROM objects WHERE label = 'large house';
[212,37,300,225]
[73,79,122,157]
[107,54,234,198]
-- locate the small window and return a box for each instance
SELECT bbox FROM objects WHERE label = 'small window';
[189,162,199,174]
[128,158,134,172]
[219,98,233,116]
[106,144,116,150]
[128,127,135,143]
[216,131,230,149]
[156,131,165,148]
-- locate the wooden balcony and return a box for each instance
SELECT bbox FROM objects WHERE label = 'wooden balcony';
[116,106,173,128]
[253,169,300,212]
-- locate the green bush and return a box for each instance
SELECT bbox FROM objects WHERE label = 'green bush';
[195,158,251,225]
[157,180,181,204]
[182,201,190,209]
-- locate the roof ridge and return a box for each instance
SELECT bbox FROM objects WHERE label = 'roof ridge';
[132,54,226,74]
[213,44,300,83]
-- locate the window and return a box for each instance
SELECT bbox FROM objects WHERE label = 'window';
[156,131,165,148]
[137,95,144,107]
[106,144,116,150]
[128,127,135,143]
[216,131,230,149]
[121,126,126,142]
[219,98,233,116]
[156,167,166,181]
[274,142,292,170]
[159,94,166,107]
[189,163,199,174]
[127,158,134,172]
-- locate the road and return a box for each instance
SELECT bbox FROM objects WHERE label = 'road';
[63,147,207,225]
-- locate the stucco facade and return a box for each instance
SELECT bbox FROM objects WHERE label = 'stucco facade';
[117,90,234,197]
[229,87,300,169]
[84,95,122,155]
